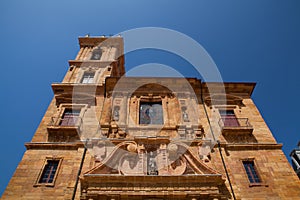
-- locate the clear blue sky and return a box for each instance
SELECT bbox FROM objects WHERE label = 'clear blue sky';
[0,0,299,196]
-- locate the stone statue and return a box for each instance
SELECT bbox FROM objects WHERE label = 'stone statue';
[183,110,189,122]
[147,152,158,175]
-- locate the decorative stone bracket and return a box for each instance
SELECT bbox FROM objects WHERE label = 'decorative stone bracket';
[177,125,204,139]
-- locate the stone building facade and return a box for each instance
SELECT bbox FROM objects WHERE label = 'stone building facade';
[2,36,300,200]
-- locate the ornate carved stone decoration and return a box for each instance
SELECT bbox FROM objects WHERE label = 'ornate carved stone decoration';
[112,106,120,121]
[93,141,106,161]
[84,141,220,176]
[182,106,189,122]
[198,141,212,162]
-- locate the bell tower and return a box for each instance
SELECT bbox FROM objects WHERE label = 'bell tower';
[64,36,125,83]
[2,36,126,199]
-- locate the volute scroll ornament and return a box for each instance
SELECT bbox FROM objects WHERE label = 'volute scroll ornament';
[198,141,212,162]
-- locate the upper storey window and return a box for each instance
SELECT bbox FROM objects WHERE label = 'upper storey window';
[243,160,261,184]
[139,102,163,125]
[219,110,239,127]
[81,72,95,83]
[38,159,60,184]
[90,48,102,60]
[59,108,80,126]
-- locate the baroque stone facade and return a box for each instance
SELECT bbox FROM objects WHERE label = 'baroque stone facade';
[2,36,300,200]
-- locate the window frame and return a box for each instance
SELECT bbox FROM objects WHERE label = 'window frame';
[139,101,164,125]
[90,47,102,60]
[81,71,95,84]
[34,157,63,187]
[59,108,81,126]
[219,109,240,127]
[77,67,105,84]
[52,104,88,127]
[241,158,266,187]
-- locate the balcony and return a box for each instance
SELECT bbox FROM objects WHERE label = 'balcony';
[47,116,83,135]
[218,117,253,135]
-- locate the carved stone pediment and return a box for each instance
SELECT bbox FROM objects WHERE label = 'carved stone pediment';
[81,141,228,199]
[83,141,220,176]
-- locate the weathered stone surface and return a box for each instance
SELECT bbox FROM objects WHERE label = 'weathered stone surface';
[2,36,300,200]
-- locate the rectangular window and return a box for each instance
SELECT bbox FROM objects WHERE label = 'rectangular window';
[90,49,102,60]
[139,102,163,125]
[243,161,261,183]
[60,109,80,126]
[81,72,95,83]
[219,110,239,127]
[39,160,59,184]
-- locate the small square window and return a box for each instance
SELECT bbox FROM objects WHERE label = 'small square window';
[38,160,60,184]
[243,160,261,183]
[139,102,163,125]
[90,49,102,60]
[81,72,95,83]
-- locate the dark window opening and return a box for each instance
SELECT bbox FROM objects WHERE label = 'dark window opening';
[81,72,95,83]
[219,110,239,127]
[91,49,102,60]
[243,161,261,183]
[39,160,59,183]
[139,102,163,125]
[60,109,80,126]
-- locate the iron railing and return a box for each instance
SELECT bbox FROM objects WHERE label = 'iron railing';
[218,117,252,128]
[48,116,83,128]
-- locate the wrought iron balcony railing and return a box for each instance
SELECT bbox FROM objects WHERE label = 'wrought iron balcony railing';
[47,116,83,133]
[218,117,253,134]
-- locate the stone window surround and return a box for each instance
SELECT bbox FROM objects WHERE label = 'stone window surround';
[88,46,104,60]
[34,157,63,187]
[218,108,238,126]
[213,105,239,125]
[87,45,118,61]
[81,71,95,84]
[240,158,267,187]
[90,47,102,60]
[137,96,164,126]
[76,67,106,84]
[139,101,163,125]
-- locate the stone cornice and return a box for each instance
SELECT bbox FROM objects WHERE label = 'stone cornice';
[105,77,201,98]
[51,83,104,95]
[81,174,227,199]
[202,82,256,98]
[82,174,224,184]
[68,60,117,68]
[220,143,282,151]
[25,142,84,150]
[105,77,256,100]
[78,36,124,53]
